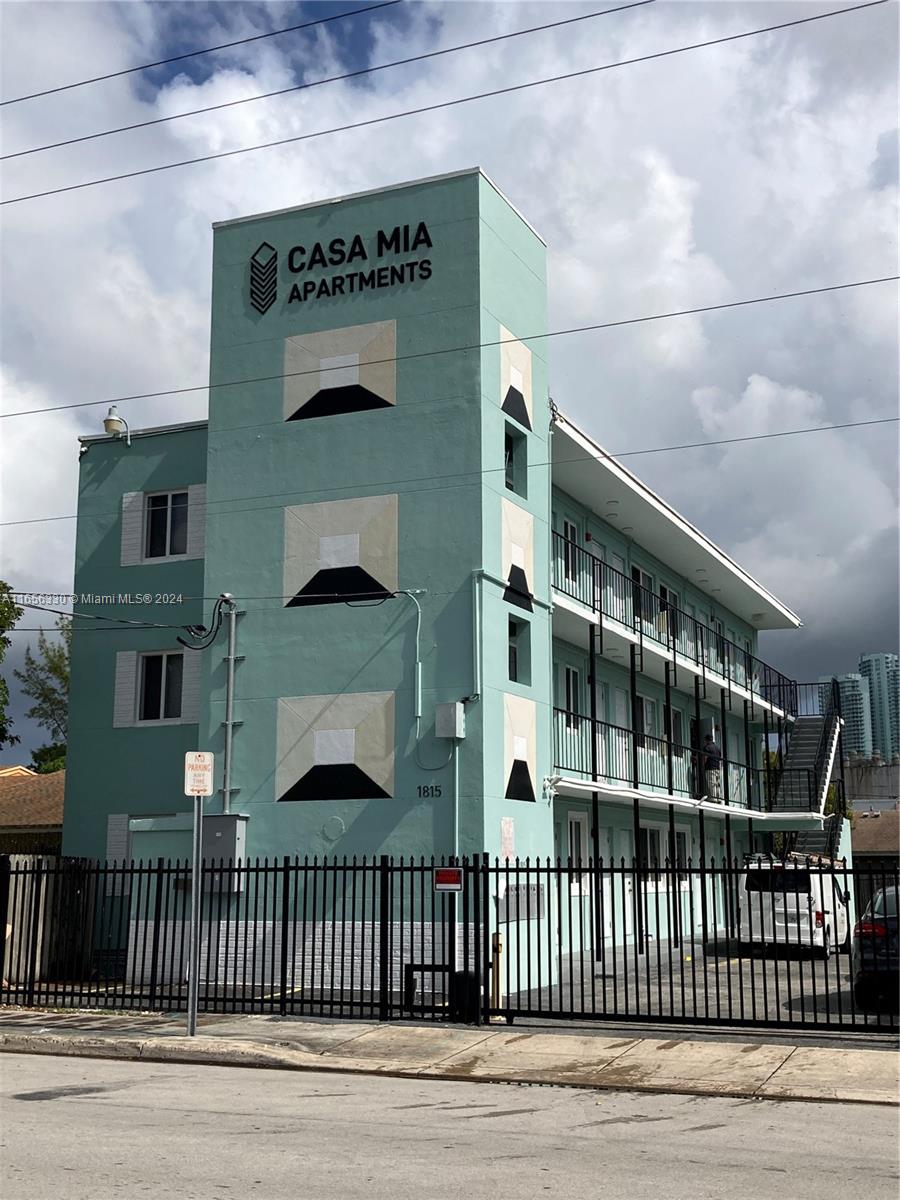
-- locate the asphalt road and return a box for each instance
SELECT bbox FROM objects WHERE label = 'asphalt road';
[1,1054,898,1200]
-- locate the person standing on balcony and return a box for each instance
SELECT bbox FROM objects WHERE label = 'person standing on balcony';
[703,733,723,801]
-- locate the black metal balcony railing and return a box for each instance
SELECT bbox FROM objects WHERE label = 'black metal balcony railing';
[553,709,829,813]
[551,532,796,714]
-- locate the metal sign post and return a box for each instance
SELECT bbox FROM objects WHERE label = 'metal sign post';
[185,752,214,1037]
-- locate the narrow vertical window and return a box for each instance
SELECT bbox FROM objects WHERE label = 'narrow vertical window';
[145,492,190,558]
[138,652,184,722]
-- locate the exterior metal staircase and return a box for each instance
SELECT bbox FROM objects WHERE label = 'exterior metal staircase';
[791,814,845,860]
[772,692,842,814]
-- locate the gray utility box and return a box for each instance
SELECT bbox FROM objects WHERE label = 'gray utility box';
[435,702,466,740]
[201,814,248,891]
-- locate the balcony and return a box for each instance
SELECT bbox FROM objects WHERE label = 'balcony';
[551,532,797,715]
[552,709,827,814]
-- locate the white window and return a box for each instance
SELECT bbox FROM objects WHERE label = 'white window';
[121,485,205,566]
[113,649,200,727]
[564,666,581,726]
[145,491,189,558]
[639,826,662,879]
[636,695,657,746]
[640,824,691,886]
[563,519,578,580]
[670,709,685,758]
[138,651,184,722]
[567,811,590,894]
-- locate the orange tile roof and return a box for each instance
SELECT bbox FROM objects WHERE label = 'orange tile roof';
[0,769,64,830]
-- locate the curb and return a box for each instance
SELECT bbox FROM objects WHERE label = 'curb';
[2,1032,896,1107]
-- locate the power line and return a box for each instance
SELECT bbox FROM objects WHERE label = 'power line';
[3,415,896,531]
[0,1,403,106]
[3,3,655,161]
[14,601,190,631]
[3,1,885,206]
[2,274,895,421]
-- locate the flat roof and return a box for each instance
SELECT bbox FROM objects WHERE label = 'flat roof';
[79,419,208,446]
[552,411,802,631]
[211,166,546,245]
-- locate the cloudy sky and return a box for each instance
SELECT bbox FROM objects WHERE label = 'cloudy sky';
[1,0,897,762]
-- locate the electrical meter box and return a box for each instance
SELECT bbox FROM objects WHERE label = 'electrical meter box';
[201,814,248,891]
[435,702,466,740]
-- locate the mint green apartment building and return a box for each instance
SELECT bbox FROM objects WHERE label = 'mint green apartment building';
[64,170,846,905]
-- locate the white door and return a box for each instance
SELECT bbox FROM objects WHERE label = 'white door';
[598,826,614,940]
[609,553,626,621]
[594,682,607,776]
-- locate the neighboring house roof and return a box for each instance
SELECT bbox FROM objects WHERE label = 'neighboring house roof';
[851,809,900,857]
[0,770,65,831]
[0,766,37,779]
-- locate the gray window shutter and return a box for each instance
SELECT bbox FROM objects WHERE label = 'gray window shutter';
[113,651,138,727]
[106,813,131,864]
[121,492,145,566]
[106,813,131,892]
[186,484,206,558]
[180,649,201,723]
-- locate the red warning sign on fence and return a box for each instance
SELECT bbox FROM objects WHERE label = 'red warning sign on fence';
[433,866,464,892]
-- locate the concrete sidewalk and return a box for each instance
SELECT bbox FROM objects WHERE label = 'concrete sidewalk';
[0,1009,897,1106]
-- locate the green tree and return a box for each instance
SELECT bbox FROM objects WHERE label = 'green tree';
[0,581,24,749]
[14,616,71,747]
[31,742,67,774]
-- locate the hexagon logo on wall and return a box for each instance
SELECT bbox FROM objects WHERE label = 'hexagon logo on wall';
[284,494,398,607]
[504,693,537,803]
[277,692,395,802]
[501,496,534,612]
[499,325,533,431]
[283,320,396,421]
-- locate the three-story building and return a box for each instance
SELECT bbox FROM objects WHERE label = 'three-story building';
[64,170,848,921]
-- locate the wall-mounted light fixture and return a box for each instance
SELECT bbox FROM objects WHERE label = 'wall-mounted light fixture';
[103,405,131,446]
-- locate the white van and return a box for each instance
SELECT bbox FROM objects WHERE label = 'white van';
[738,860,850,957]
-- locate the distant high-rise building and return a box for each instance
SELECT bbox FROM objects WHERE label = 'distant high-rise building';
[826,673,873,757]
[859,652,900,760]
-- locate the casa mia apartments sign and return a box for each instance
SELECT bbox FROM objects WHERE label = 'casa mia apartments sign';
[249,221,433,314]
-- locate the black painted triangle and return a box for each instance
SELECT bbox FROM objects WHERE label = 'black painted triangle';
[501,386,532,431]
[503,564,533,612]
[286,566,393,607]
[286,384,392,421]
[505,759,535,802]
[279,763,391,802]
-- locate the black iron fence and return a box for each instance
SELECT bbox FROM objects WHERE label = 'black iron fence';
[551,532,796,713]
[1,854,896,1031]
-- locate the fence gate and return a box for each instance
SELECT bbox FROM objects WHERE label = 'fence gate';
[1,854,896,1033]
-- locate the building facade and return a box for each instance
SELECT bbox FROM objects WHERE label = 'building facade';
[828,673,873,759]
[64,170,846,891]
[859,652,900,761]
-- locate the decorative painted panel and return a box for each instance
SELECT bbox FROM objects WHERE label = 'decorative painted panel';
[499,324,533,431]
[283,493,398,606]
[504,693,537,802]
[283,320,397,421]
[277,691,396,802]
[501,496,535,611]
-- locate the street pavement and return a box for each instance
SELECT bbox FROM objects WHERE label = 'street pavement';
[2,1053,898,1200]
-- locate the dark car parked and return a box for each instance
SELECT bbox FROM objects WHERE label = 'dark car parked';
[852,885,899,1010]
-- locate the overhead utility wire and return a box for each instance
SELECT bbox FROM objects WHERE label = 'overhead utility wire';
[2,274,895,422]
[3,2,655,160]
[2,1,885,206]
[3,416,896,531]
[0,1,403,106]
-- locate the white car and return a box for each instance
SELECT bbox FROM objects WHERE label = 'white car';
[738,860,850,957]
